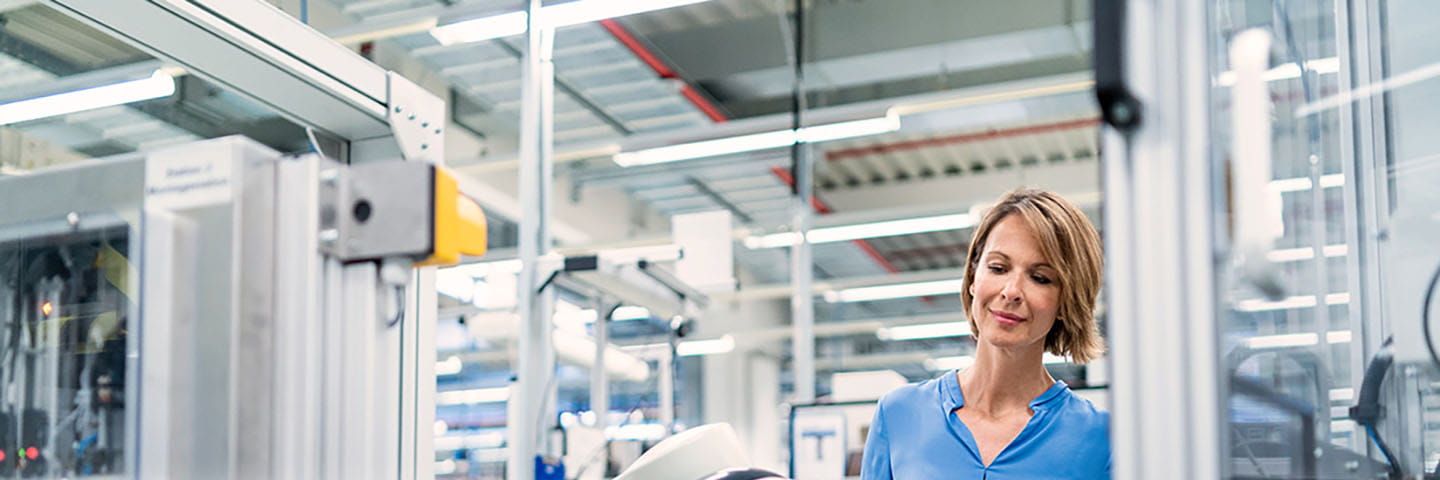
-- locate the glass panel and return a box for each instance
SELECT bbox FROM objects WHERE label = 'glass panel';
[1210,0,1440,477]
[0,159,144,478]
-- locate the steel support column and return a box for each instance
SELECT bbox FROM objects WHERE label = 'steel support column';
[510,1,557,478]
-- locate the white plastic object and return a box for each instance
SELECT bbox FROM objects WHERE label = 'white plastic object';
[1230,29,1286,299]
[614,423,751,480]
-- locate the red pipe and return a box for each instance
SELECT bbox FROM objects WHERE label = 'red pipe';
[825,117,1101,161]
[602,20,908,280]
[600,19,729,123]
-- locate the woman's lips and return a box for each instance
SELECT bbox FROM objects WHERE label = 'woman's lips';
[991,310,1025,326]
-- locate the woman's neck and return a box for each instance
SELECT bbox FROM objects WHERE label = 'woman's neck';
[957,342,1056,417]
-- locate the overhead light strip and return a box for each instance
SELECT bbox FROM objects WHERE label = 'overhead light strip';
[436,386,511,405]
[1243,330,1353,349]
[0,70,176,125]
[925,353,1070,371]
[745,212,973,249]
[431,0,712,46]
[613,114,901,167]
[876,321,971,341]
[824,279,963,303]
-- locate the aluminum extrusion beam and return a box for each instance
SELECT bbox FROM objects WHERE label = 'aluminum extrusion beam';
[49,0,393,140]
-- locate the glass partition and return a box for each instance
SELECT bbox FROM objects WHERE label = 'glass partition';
[1205,0,1440,476]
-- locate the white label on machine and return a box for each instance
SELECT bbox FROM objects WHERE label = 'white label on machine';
[792,413,847,480]
[145,144,233,209]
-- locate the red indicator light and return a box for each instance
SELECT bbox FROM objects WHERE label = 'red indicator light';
[40,302,53,317]
[0,448,6,461]
[24,447,36,460]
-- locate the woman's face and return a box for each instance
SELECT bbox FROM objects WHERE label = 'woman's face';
[968,214,1062,352]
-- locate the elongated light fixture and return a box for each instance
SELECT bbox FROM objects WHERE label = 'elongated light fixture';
[876,321,971,341]
[824,279,963,303]
[676,335,735,356]
[745,212,973,249]
[436,386,510,405]
[432,0,711,46]
[925,353,1069,371]
[0,70,176,125]
[613,114,901,167]
[1243,330,1352,349]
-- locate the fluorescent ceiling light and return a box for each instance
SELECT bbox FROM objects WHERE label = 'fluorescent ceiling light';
[824,279,963,303]
[1243,329,1353,349]
[1266,244,1347,262]
[876,321,971,341]
[436,355,463,376]
[544,0,710,28]
[1270,174,1345,193]
[924,353,1067,370]
[1216,57,1341,86]
[613,114,901,167]
[0,70,175,125]
[1234,292,1348,312]
[676,335,735,356]
[434,432,506,452]
[745,213,973,249]
[436,386,510,405]
[611,305,651,321]
[430,11,528,45]
[431,0,710,46]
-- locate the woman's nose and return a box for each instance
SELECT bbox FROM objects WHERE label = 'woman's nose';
[1000,275,1024,302]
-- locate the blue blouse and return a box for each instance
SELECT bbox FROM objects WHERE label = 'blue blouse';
[860,370,1110,479]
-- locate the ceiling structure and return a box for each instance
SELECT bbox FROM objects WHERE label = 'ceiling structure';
[0,0,1102,395]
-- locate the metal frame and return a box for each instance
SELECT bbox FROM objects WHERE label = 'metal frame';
[1102,0,1221,478]
[27,4,449,478]
[46,0,445,163]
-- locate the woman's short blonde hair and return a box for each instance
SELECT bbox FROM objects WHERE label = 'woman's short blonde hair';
[959,188,1105,364]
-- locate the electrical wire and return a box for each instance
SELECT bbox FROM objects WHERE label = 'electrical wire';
[1366,424,1402,478]
[305,127,329,160]
[1422,260,1440,368]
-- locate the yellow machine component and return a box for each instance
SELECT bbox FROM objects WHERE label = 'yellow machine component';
[418,167,487,266]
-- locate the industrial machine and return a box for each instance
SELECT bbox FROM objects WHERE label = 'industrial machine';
[0,135,484,478]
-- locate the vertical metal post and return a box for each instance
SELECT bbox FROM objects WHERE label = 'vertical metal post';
[511,1,557,478]
[1337,0,1395,458]
[788,0,816,405]
[592,302,610,430]
[1102,0,1220,478]
[660,346,675,434]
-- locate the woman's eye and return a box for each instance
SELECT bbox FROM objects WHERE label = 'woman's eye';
[1031,274,1052,285]
[987,264,1005,273]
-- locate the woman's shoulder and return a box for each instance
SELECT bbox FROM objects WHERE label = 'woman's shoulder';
[875,372,949,412]
[1056,387,1111,431]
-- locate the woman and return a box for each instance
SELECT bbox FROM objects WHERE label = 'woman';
[860,189,1109,479]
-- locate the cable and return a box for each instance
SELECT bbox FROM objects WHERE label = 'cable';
[305,127,329,160]
[1422,260,1440,368]
[1350,342,1402,479]
[1366,425,1402,477]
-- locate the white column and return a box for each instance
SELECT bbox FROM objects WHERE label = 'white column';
[510,2,557,478]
